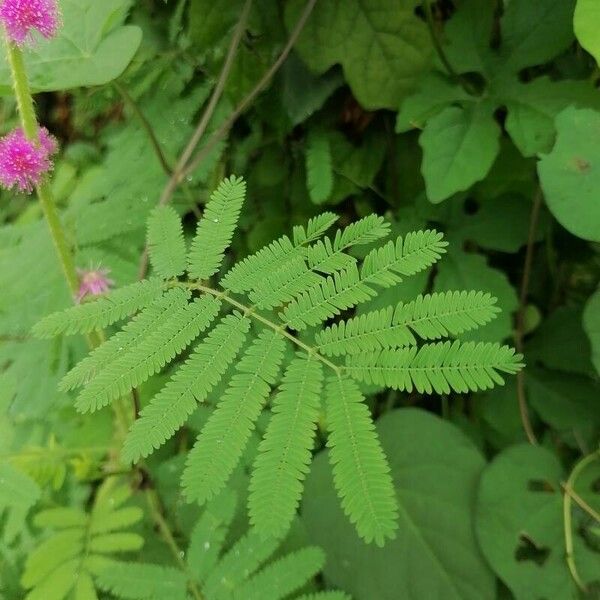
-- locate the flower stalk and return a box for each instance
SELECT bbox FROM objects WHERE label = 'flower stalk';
[3,33,79,296]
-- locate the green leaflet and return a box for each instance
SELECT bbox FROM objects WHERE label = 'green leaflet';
[249,355,323,539]
[32,278,164,338]
[283,230,447,330]
[325,376,398,546]
[75,292,219,412]
[316,291,500,356]
[96,563,188,600]
[182,330,286,505]
[147,205,187,279]
[346,341,524,394]
[122,306,247,463]
[188,175,246,280]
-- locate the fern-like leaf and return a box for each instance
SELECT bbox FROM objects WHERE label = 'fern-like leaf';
[233,547,325,600]
[75,293,218,413]
[316,290,499,356]
[282,263,376,330]
[96,562,188,600]
[188,175,246,280]
[220,235,300,293]
[305,214,390,275]
[223,212,337,293]
[305,131,333,204]
[360,229,447,287]
[187,491,238,584]
[325,376,398,547]
[122,308,249,463]
[202,531,280,599]
[292,211,338,245]
[32,278,163,338]
[346,341,524,393]
[147,205,187,279]
[182,330,286,505]
[249,255,324,310]
[249,355,323,539]
[60,288,187,391]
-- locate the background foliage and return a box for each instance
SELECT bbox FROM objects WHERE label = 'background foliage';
[1,0,599,598]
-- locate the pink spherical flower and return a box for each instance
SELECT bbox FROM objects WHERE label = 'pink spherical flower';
[76,267,114,303]
[0,127,57,193]
[0,0,60,46]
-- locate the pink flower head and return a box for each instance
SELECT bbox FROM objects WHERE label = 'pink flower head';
[0,0,60,46]
[0,127,57,193]
[76,267,113,303]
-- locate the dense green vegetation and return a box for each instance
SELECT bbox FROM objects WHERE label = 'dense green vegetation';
[0,1,599,599]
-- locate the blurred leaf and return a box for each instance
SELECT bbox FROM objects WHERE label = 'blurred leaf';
[574,0,600,65]
[476,444,600,599]
[302,409,495,600]
[286,0,431,109]
[538,107,600,242]
[583,289,600,375]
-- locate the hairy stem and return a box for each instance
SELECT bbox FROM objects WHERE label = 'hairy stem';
[514,188,543,445]
[562,451,600,593]
[145,488,203,600]
[182,282,341,374]
[4,38,80,296]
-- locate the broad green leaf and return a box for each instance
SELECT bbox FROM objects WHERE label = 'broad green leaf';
[499,77,600,157]
[420,103,501,203]
[0,0,142,93]
[574,0,600,65]
[476,444,600,599]
[443,0,496,76]
[396,73,471,132]
[526,306,594,376]
[286,0,431,110]
[583,289,600,375]
[499,0,576,73]
[538,107,600,242]
[302,409,495,600]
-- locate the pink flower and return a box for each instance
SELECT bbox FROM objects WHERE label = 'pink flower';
[0,0,60,46]
[76,267,114,303]
[0,127,57,193]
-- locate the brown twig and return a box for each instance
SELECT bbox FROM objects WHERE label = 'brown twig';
[514,188,543,445]
[114,81,173,176]
[178,0,318,185]
[137,0,252,279]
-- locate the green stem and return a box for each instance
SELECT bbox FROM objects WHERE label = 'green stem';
[4,36,80,297]
[563,451,600,592]
[180,281,341,374]
[423,0,475,95]
[37,181,80,294]
[145,489,203,600]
